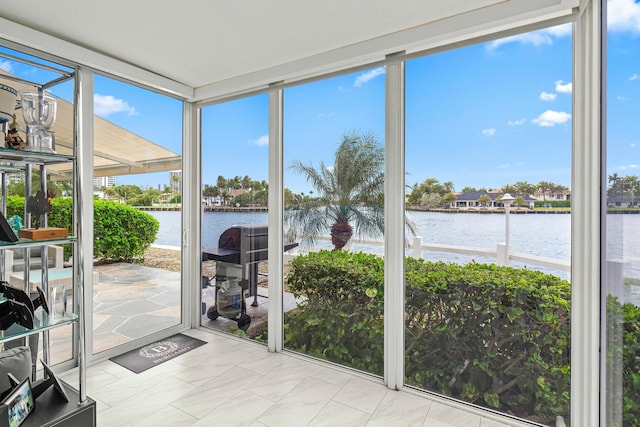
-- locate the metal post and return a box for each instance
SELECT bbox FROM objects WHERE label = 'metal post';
[384,56,405,390]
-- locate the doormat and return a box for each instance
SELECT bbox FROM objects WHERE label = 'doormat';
[110,334,206,374]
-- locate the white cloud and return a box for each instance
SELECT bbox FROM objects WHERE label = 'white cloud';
[499,163,511,169]
[618,95,627,101]
[608,0,640,33]
[555,80,572,93]
[354,67,385,87]
[531,110,572,127]
[620,164,640,170]
[630,143,637,147]
[508,118,526,126]
[482,128,496,136]
[631,73,639,81]
[317,112,335,118]
[249,135,269,146]
[486,24,571,50]
[540,91,557,101]
[0,60,13,73]
[94,94,137,117]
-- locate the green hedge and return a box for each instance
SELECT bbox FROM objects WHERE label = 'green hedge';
[6,196,158,262]
[606,296,640,426]
[285,250,571,423]
[534,200,571,208]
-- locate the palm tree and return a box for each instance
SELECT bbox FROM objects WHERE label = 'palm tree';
[537,181,553,201]
[440,192,457,208]
[608,173,620,196]
[287,130,411,250]
[477,193,491,208]
[513,195,527,208]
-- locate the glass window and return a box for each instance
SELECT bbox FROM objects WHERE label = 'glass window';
[92,75,183,354]
[405,26,572,424]
[603,2,640,424]
[283,69,385,375]
[200,94,269,342]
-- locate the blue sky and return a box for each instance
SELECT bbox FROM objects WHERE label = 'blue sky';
[1,0,639,194]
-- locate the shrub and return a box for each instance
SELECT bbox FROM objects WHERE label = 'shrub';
[284,250,571,423]
[622,302,640,425]
[93,200,159,262]
[606,296,640,426]
[285,251,385,374]
[534,200,571,208]
[6,196,158,262]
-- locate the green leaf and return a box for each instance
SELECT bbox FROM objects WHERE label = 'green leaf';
[484,392,500,408]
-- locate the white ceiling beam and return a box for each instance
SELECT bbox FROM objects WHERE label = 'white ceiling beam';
[193,0,578,103]
[0,16,193,99]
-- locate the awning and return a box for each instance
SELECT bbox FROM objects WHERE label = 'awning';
[1,70,181,180]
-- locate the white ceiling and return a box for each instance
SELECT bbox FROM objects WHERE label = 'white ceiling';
[0,0,578,100]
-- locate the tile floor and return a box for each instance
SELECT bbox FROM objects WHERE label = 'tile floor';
[60,328,531,427]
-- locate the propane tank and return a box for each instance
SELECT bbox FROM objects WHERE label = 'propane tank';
[217,280,242,318]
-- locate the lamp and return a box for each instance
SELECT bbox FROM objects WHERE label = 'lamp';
[501,193,515,259]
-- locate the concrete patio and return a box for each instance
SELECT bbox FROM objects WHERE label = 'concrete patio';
[48,262,293,363]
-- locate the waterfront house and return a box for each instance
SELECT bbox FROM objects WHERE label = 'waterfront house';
[455,191,536,209]
[533,189,572,201]
[607,195,640,208]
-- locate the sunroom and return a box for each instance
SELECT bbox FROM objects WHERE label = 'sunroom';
[0,0,631,426]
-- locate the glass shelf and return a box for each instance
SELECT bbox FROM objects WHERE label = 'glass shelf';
[0,236,76,248]
[0,310,78,343]
[0,147,75,165]
[0,163,23,173]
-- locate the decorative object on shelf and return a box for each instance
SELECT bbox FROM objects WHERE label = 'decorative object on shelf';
[0,84,17,124]
[3,115,25,150]
[0,377,35,426]
[25,190,51,230]
[19,189,68,238]
[6,215,22,236]
[0,213,18,243]
[19,90,57,154]
[17,228,68,240]
[0,282,34,316]
[0,300,33,330]
[31,360,69,402]
[0,282,49,316]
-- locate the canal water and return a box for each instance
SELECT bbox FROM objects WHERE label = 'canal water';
[145,209,640,280]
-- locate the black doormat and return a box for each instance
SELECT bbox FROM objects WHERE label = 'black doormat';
[110,334,206,374]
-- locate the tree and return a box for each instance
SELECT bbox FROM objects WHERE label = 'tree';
[477,194,491,208]
[287,130,411,250]
[501,184,518,194]
[537,181,554,200]
[203,184,218,197]
[442,181,455,194]
[608,173,621,196]
[440,192,457,208]
[513,196,527,207]
[621,175,640,206]
[216,175,228,190]
[461,186,477,193]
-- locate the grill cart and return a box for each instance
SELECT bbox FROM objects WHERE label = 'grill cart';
[202,224,297,330]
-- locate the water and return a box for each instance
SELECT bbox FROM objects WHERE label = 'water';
[145,209,640,280]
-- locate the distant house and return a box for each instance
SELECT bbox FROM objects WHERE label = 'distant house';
[607,195,640,208]
[227,188,250,198]
[454,191,536,209]
[533,189,571,201]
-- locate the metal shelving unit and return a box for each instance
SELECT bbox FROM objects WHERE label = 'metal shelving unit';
[0,48,88,414]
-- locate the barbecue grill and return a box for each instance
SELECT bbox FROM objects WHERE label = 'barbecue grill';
[202,224,298,307]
